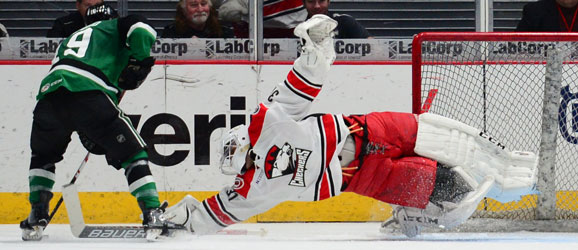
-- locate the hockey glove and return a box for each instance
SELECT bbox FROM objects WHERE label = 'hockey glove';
[118,56,155,90]
[78,132,106,155]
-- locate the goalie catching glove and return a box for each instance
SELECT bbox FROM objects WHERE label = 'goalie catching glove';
[118,56,155,90]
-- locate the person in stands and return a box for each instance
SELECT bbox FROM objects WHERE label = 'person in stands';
[517,0,578,31]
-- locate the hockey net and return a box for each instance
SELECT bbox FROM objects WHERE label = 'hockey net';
[412,32,578,231]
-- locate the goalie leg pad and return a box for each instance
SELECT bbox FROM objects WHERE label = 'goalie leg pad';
[414,113,538,203]
[162,195,200,233]
[344,155,437,209]
[163,195,229,235]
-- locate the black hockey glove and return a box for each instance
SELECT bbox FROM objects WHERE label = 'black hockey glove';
[118,56,155,90]
[78,132,106,155]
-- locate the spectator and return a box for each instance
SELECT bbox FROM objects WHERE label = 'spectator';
[47,0,104,37]
[162,0,234,38]
[0,23,8,37]
[218,0,307,38]
[517,0,578,31]
[303,0,372,38]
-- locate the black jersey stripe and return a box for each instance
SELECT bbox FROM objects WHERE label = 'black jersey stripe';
[334,114,342,143]
[202,200,228,227]
[216,194,241,222]
[293,68,322,88]
[284,80,314,101]
[52,58,116,89]
[314,116,326,201]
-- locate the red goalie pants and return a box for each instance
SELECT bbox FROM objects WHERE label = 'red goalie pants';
[342,112,437,209]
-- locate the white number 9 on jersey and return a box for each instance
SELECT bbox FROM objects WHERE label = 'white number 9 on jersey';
[64,28,93,58]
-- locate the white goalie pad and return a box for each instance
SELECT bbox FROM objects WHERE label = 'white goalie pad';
[162,195,200,232]
[414,113,538,203]
[163,194,227,235]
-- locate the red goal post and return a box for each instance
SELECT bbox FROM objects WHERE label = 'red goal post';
[412,32,578,230]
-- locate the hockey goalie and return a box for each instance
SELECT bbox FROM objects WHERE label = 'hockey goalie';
[163,14,539,237]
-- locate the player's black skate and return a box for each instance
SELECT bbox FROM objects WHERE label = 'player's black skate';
[140,201,186,241]
[20,191,53,241]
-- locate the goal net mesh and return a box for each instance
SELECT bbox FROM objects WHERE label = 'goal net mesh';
[412,32,578,226]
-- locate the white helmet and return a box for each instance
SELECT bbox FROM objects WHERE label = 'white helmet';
[219,124,251,175]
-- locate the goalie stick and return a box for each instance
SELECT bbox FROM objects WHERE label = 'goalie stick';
[61,183,267,239]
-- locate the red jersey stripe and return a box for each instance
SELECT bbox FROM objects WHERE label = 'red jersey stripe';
[235,167,256,198]
[206,196,236,225]
[263,0,303,17]
[317,115,338,200]
[286,70,321,98]
[322,115,338,167]
[319,171,331,200]
[248,103,267,145]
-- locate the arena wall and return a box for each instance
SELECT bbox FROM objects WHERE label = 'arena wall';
[0,61,411,223]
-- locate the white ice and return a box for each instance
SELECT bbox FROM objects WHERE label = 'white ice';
[2,223,578,250]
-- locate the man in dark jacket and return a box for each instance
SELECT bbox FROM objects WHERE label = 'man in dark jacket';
[517,0,578,31]
[47,0,103,37]
[303,0,372,38]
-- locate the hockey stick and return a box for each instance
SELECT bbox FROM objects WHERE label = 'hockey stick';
[46,152,90,225]
[62,183,267,238]
[46,91,127,228]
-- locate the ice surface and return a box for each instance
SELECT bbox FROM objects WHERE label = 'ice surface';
[2,223,578,250]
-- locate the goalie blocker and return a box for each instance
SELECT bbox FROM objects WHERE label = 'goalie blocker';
[382,113,538,237]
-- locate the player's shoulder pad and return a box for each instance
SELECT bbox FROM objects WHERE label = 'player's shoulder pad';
[117,15,157,44]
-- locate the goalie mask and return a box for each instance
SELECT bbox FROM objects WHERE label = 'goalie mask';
[85,3,118,25]
[219,125,251,175]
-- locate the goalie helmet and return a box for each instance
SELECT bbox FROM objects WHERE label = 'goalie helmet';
[85,3,118,25]
[219,124,251,175]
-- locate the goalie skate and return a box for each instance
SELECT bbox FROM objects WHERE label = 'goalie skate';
[380,205,422,238]
[381,165,495,238]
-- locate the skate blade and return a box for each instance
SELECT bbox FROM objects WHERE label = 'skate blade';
[145,228,187,242]
[21,226,45,241]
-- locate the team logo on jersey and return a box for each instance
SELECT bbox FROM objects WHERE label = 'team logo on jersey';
[288,148,311,187]
[264,143,296,179]
[263,143,311,187]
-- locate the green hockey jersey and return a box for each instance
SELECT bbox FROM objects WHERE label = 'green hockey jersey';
[38,15,157,103]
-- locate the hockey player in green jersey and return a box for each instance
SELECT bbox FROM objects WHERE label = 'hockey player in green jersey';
[20,4,176,241]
